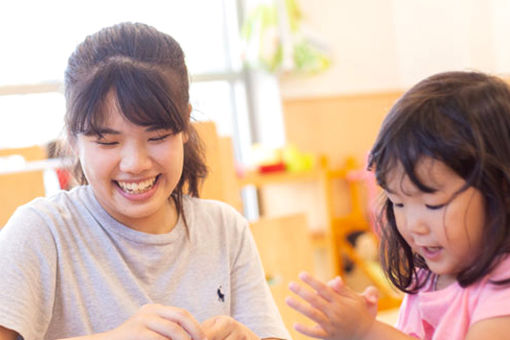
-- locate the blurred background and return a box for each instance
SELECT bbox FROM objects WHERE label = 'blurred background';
[1,0,509,337]
[3,0,509,161]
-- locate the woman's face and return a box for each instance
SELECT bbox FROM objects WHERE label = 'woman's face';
[75,95,188,233]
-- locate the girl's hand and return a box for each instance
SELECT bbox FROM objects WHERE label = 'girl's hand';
[103,304,206,340]
[328,278,379,319]
[201,315,259,340]
[286,272,376,340]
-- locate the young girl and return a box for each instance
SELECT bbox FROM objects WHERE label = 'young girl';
[0,22,289,340]
[286,71,510,339]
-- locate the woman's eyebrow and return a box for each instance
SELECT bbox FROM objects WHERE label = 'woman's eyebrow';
[97,128,120,135]
[145,126,168,132]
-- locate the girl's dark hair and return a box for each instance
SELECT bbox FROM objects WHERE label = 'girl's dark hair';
[368,71,510,293]
[64,22,207,220]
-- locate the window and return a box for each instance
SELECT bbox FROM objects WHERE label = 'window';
[0,0,252,162]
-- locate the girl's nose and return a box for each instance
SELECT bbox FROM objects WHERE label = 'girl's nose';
[405,211,429,236]
[119,144,152,174]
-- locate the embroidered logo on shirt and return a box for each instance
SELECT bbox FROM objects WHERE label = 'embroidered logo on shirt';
[217,285,225,302]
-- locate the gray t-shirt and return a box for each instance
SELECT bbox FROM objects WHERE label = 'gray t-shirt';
[0,186,290,340]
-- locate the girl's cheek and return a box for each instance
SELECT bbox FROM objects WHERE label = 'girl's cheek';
[393,213,409,238]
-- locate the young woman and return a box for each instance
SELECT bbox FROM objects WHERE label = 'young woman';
[0,22,289,340]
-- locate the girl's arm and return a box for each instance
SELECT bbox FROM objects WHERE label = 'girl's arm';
[0,326,17,340]
[466,316,510,340]
[287,272,416,340]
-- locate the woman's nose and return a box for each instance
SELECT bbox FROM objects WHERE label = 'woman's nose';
[119,144,152,174]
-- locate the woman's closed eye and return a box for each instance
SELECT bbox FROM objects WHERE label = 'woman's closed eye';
[95,139,118,146]
[149,133,172,142]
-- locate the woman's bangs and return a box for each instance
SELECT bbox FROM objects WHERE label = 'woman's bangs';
[67,74,111,136]
[113,65,186,132]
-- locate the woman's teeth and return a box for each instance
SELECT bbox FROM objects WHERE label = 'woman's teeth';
[117,177,157,194]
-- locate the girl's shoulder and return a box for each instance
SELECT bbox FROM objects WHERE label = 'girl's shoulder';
[469,255,510,326]
[486,254,510,282]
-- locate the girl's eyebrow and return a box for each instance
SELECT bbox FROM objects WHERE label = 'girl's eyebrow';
[384,187,396,194]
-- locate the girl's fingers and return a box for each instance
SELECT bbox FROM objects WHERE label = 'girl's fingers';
[288,281,329,310]
[298,272,342,302]
[327,276,344,292]
[361,286,379,304]
[293,322,328,339]
[285,296,328,325]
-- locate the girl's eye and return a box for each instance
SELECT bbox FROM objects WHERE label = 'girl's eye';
[425,203,445,210]
[149,133,171,142]
[393,202,404,208]
[95,140,118,146]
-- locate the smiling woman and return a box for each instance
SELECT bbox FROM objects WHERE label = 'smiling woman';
[0,21,290,340]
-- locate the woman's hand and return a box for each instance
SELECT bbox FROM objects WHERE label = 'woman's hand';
[286,272,377,340]
[201,315,259,340]
[102,304,207,340]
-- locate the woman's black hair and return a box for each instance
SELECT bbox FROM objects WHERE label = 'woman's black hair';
[64,22,207,222]
[368,71,510,292]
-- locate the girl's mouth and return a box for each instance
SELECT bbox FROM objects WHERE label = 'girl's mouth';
[421,246,443,260]
[115,175,160,195]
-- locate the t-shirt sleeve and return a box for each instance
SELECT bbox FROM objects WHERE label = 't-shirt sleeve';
[471,257,510,325]
[228,215,290,340]
[0,204,57,339]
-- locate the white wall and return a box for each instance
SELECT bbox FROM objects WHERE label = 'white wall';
[279,0,510,98]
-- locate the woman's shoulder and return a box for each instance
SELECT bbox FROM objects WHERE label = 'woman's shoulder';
[183,196,248,234]
[184,196,244,219]
[3,186,91,232]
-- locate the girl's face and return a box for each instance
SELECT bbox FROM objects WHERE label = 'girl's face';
[385,157,485,286]
[74,95,187,233]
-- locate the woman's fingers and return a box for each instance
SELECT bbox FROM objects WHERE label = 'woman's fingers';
[146,318,192,340]
[202,316,257,340]
[155,305,206,340]
[202,316,231,340]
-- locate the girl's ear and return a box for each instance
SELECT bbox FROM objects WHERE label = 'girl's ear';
[183,103,192,143]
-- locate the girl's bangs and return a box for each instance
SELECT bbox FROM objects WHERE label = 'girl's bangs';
[371,111,440,194]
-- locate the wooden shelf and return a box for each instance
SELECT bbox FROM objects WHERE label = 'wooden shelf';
[237,168,323,187]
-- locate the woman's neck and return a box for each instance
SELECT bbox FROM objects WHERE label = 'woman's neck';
[120,198,179,234]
